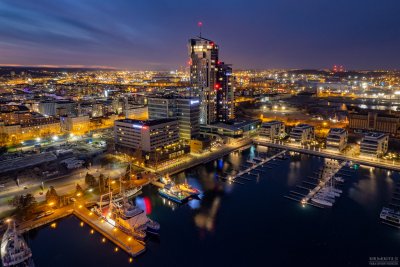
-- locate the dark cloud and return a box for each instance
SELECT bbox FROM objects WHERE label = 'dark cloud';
[0,0,399,70]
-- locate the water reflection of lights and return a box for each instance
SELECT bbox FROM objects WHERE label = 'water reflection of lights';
[188,199,201,209]
[160,197,178,210]
[218,158,224,170]
[194,197,221,232]
[136,197,152,214]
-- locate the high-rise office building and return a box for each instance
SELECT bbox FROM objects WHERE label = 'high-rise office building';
[188,37,219,124]
[216,62,235,122]
[148,95,200,140]
[114,118,189,165]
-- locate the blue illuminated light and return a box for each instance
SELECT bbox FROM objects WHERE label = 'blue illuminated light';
[132,124,143,129]
[190,100,199,105]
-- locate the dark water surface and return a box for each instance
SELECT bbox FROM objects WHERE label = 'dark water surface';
[26,145,400,267]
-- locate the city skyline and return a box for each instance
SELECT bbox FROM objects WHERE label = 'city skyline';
[1,0,400,70]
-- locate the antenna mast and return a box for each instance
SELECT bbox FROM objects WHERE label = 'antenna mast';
[198,21,203,37]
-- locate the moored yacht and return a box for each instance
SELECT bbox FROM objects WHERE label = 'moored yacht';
[380,207,400,227]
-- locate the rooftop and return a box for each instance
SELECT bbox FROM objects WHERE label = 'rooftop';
[263,120,284,126]
[328,128,347,134]
[294,124,313,129]
[364,132,388,139]
[116,118,177,126]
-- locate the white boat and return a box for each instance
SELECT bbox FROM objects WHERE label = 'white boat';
[246,160,256,164]
[334,176,345,183]
[320,188,341,197]
[122,202,143,218]
[97,186,142,206]
[327,187,342,194]
[380,207,400,227]
[1,222,34,267]
[315,193,335,203]
[117,202,160,235]
[311,197,333,207]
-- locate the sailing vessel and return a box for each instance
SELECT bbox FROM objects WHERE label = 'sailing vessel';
[1,221,34,267]
[311,194,333,207]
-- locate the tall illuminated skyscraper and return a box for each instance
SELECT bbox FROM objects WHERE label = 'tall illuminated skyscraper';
[216,62,235,122]
[188,37,219,124]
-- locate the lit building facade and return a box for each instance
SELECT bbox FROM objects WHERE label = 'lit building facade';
[289,124,315,144]
[216,62,235,122]
[360,132,389,158]
[60,115,90,134]
[349,112,400,136]
[326,128,348,151]
[188,37,219,124]
[259,120,285,140]
[0,118,60,144]
[39,100,77,117]
[148,96,200,140]
[114,118,188,165]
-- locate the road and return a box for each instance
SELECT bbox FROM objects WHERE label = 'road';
[0,164,126,215]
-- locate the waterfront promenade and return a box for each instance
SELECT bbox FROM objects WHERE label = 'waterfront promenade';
[156,138,253,176]
[255,138,400,172]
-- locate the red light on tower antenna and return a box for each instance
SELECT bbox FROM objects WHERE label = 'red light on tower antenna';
[198,21,203,37]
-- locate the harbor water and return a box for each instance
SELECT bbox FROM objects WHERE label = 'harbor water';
[24,145,400,267]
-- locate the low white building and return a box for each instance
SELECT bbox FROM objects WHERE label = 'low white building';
[259,120,285,140]
[289,124,314,144]
[360,132,388,158]
[326,128,348,152]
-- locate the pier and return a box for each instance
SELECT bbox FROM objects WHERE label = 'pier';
[225,150,287,180]
[301,161,348,205]
[73,206,146,257]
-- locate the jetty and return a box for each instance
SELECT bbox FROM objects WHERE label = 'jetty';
[224,150,286,180]
[73,205,146,257]
[301,160,348,205]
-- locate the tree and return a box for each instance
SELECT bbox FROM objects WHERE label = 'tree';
[45,186,59,205]
[85,172,96,187]
[124,164,131,181]
[75,183,83,195]
[0,133,9,146]
[98,174,105,193]
[10,194,37,210]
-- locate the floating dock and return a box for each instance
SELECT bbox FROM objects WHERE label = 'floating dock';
[225,150,287,181]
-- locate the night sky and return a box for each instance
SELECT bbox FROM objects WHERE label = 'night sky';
[1,0,400,70]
